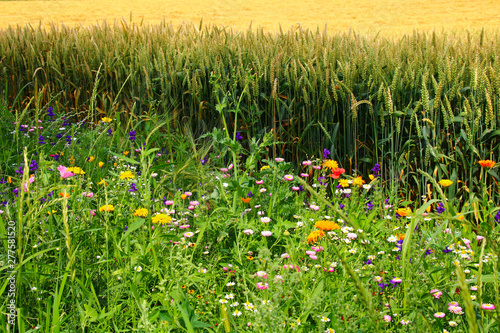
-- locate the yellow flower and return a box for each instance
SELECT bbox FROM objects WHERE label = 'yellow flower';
[119,171,135,180]
[134,208,149,217]
[87,156,95,162]
[97,179,108,186]
[396,207,411,217]
[98,161,104,168]
[315,220,340,231]
[99,205,115,212]
[307,230,325,244]
[181,194,188,200]
[152,214,172,225]
[369,174,375,181]
[352,176,365,187]
[247,256,254,260]
[438,179,453,187]
[478,160,495,168]
[260,165,271,171]
[339,179,349,188]
[101,117,113,123]
[123,151,129,156]
[322,159,339,171]
[67,166,85,175]
[7,176,12,183]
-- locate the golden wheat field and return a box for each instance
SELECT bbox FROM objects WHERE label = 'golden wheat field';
[1,0,500,36]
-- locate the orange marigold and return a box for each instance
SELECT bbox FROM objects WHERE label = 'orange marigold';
[322,159,339,171]
[315,220,341,231]
[307,230,325,244]
[396,207,411,217]
[478,160,495,168]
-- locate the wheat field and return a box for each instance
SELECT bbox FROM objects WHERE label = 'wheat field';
[1,0,500,35]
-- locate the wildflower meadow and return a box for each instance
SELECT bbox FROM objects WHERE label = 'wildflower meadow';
[1,22,500,333]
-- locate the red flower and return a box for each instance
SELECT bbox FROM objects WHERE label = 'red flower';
[327,168,346,179]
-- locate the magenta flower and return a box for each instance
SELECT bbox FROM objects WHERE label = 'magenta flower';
[284,175,294,181]
[434,312,445,318]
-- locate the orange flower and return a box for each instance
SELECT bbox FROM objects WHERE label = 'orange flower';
[181,194,188,200]
[479,160,495,168]
[307,230,325,244]
[59,192,70,198]
[396,207,411,217]
[98,161,104,168]
[352,176,365,187]
[397,234,405,240]
[315,220,340,231]
[241,197,251,203]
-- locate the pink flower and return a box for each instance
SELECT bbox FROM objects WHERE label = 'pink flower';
[23,176,35,192]
[275,158,284,162]
[284,175,294,181]
[261,231,272,237]
[256,282,269,290]
[383,315,391,322]
[477,235,485,240]
[90,210,97,217]
[281,253,290,259]
[255,271,267,279]
[432,291,443,299]
[291,186,300,191]
[256,180,264,185]
[57,165,73,179]
[309,255,318,260]
[434,312,445,318]
[164,200,174,205]
[481,303,495,310]
[243,229,254,235]
[300,173,309,177]
[309,204,320,211]
[82,192,94,197]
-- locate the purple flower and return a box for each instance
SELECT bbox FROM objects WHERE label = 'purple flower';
[128,131,136,141]
[323,148,331,159]
[339,203,345,210]
[201,156,208,165]
[371,163,381,177]
[47,107,55,121]
[65,135,72,144]
[62,118,70,127]
[495,210,500,224]
[107,129,113,136]
[442,246,452,253]
[235,132,243,141]
[436,202,445,214]
[38,135,45,145]
[366,201,374,211]
[128,183,138,192]
[378,283,388,290]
